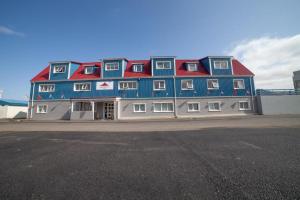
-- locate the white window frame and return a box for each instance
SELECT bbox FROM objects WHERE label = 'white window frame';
[36,104,48,114]
[233,79,245,89]
[239,101,250,111]
[72,102,92,112]
[153,80,166,91]
[84,66,95,74]
[133,103,146,113]
[133,64,144,72]
[53,65,66,73]
[39,84,55,92]
[208,102,221,112]
[105,62,119,71]
[213,60,229,69]
[181,79,194,90]
[73,82,91,91]
[156,61,172,69]
[187,102,200,112]
[186,63,198,71]
[153,102,174,113]
[118,81,138,90]
[207,79,219,90]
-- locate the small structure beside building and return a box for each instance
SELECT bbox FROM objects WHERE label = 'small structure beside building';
[0,99,28,119]
[293,70,300,90]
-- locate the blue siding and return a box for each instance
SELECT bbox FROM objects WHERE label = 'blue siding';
[210,58,233,75]
[70,63,80,77]
[102,60,124,78]
[200,57,211,74]
[49,63,69,80]
[152,58,175,76]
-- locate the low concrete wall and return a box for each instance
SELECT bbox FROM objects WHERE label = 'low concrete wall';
[257,95,300,115]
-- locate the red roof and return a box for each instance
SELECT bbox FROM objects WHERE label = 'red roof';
[70,62,101,80]
[232,59,254,76]
[124,60,152,77]
[31,65,50,82]
[176,59,209,76]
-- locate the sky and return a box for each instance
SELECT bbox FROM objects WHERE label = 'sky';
[0,0,300,100]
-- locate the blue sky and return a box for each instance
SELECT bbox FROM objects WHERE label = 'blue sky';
[1,0,300,100]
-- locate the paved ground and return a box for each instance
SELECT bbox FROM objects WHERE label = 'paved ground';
[0,128,299,200]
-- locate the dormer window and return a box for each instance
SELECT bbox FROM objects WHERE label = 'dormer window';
[53,65,66,73]
[156,61,171,69]
[84,66,95,74]
[186,63,198,71]
[214,60,228,69]
[105,62,119,71]
[132,64,144,72]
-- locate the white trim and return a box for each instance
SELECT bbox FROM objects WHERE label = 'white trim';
[187,102,200,112]
[156,61,172,70]
[118,81,138,90]
[209,58,212,75]
[233,79,245,89]
[133,103,146,113]
[153,102,174,113]
[186,63,198,72]
[181,79,194,90]
[153,80,166,91]
[53,64,67,74]
[207,79,219,90]
[238,101,251,111]
[92,101,95,120]
[208,101,221,112]
[230,57,234,75]
[73,82,92,91]
[151,59,154,76]
[68,62,71,79]
[36,104,48,113]
[105,62,119,71]
[84,66,95,74]
[132,64,144,72]
[38,84,55,93]
[213,60,229,69]
[30,83,35,119]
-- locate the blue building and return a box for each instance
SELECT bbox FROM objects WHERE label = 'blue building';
[29,56,256,120]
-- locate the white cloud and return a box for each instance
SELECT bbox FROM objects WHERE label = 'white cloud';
[0,25,25,37]
[227,34,300,89]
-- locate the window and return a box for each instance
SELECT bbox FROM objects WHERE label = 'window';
[181,80,193,90]
[153,80,166,90]
[53,65,66,73]
[133,64,144,72]
[133,103,146,112]
[73,102,92,111]
[187,103,200,112]
[214,60,228,69]
[36,104,47,113]
[39,84,55,92]
[186,63,198,71]
[239,101,250,110]
[119,81,137,90]
[84,66,95,74]
[207,79,219,89]
[233,79,245,89]
[208,102,221,111]
[153,103,174,112]
[74,82,91,91]
[105,62,119,71]
[156,61,171,69]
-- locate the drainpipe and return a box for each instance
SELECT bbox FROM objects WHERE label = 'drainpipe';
[30,82,35,119]
[173,75,177,118]
[249,76,255,112]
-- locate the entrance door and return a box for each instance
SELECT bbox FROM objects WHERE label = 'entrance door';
[104,102,114,120]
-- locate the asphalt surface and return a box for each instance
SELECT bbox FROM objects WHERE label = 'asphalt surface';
[0,128,299,200]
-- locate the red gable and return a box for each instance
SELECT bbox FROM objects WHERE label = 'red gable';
[31,65,50,82]
[176,59,209,76]
[70,62,101,80]
[124,60,152,77]
[232,59,254,76]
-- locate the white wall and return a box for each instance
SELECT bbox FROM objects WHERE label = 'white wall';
[0,106,27,119]
[0,106,8,118]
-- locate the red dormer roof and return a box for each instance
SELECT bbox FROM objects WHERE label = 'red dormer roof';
[31,65,50,82]
[232,59,254,76]
[176,59,209,76]
[70,62,101,80]
[124,60,152,77]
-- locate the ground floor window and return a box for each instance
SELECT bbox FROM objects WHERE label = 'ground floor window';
[239,101,250,110]
[208,102,221,111]
[187,102,200,112]
[133,103,146,112]
[153,102,174,112]
[73,102,92,111]
[36,104,48,113]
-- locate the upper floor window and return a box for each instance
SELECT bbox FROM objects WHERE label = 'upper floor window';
[84,66,95,74]
[105,62,119,71]
[132,64,144,72]
[119,81,137,90]
[36,104,48,113]
[207,79,219,89]
[53,65,66,73]
[214,60,228,69]
[74,82,91,91]
[73,102,92,111]
[181,79,193,90]
[39,84,55,92]
[153,80,166,90]
[156,61,171,69]
[186,63,198,71]
[233,79,245,89]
